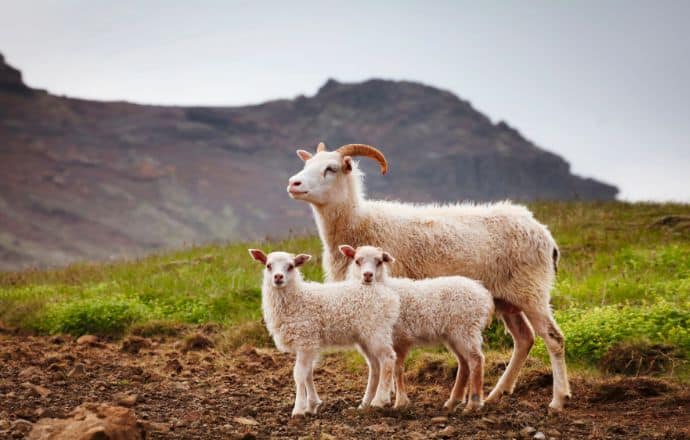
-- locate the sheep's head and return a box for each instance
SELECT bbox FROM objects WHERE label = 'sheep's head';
[339,244,394,285]
[249,249,311,288]
[287,142,387,205]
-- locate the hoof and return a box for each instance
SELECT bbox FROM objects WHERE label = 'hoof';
[548,400,565,412]
[291,409,306,417]
[443,399,458,412]
[462,403,484,414]
[370,397,390,408]
[394,395,410,409]
[306,399,323,414]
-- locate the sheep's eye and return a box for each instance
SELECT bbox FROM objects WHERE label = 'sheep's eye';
[287,264,294,271]
[324,166,336,177]
[376,259,382,267]
[266,264,272,270]
[355,259,361,266]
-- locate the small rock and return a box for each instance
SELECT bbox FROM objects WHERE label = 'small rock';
[76,334,99,345]
[18,366,42,380]
[11,419,33,434]
[545,429,561,438]
[21,382,51,398]
[320,433,336,440]
[342,407,359,417]
[431,416,448,425]
[572,419,588,427]
[181,333,214,352]
[233,416,258,426]
[143,421,170,433]
[0,419,10,430]
[121,336,152,354]
[165,359,183,374]
[409,433,427,440]
[436,425,458,438]
[534,432,546,440]
[365,423,394,433]
[520,426,536,438]
[115,393,138,407]
[504,431,518,439]
[67,364,86,378]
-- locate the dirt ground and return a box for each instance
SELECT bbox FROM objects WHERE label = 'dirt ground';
[1,332,688,439]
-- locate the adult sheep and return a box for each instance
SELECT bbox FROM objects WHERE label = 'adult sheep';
[287,142,570,411]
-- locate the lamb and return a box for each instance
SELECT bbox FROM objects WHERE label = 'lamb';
[287,142,570,410]
[248,248,400,416]
[340,244,494,412]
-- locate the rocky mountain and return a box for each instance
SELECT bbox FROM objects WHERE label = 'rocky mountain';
[0,54,617,270]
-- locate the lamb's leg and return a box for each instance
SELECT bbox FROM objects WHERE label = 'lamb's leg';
[357,344,380,409]
[292,351,311,416]
[302,350,322,414]
[463,346,485,413]
[393,343,411,408]
[444,340,470,411]
[371,343,396,407]
[524,308,571,411]
[486,311,534,403]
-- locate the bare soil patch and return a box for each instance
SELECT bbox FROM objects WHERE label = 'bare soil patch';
[1,334,688,439]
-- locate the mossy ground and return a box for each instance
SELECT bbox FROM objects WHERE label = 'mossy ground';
[1,201,689,378]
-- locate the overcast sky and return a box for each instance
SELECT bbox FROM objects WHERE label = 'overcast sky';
[1,0,688,201]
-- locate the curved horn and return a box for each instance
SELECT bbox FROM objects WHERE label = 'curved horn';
[336,144,388,175]
[316,142,327,153]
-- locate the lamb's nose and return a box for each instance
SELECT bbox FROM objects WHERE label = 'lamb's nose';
[291,180,302,187]
[274,274,284,282]
[363,272,373,281]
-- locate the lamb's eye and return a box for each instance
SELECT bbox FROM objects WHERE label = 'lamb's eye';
[324,166,336,176]
[287,264,294,271]
[266,264,272,270]
[376,259,382,267]
[355,259,361,266]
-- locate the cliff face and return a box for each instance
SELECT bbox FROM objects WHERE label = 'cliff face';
[0,55,618,270]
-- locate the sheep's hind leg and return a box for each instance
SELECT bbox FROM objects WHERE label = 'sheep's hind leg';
[444,339,470,412]
[463,345,485,413]
[370,343,396,407]
[524,308,571,411]
[486,310,534,403]
[393,343,411,409]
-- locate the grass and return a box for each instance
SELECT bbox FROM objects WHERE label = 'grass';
[1,201,689,378]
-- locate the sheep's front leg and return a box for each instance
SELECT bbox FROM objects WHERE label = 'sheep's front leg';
[356,344,380,409]
[292,351,311,416]
[302,350,322,414]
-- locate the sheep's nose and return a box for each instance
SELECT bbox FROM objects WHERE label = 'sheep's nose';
[274,274,284,282]
[290,180,302,187]
[363,272,373,281]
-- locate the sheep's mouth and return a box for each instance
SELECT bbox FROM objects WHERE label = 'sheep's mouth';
[287,189,309,197]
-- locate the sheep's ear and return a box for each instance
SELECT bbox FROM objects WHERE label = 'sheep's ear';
[382,252,395,264]
[248,249,267,264]
[294,254,311,267]
[296,149,312,161]
[342,156,353,174]
[338,245,356,259]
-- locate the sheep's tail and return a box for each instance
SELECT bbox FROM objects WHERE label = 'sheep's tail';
[552,246,560,275]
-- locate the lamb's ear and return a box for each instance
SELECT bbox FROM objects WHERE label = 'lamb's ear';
[338,245,356,259]
[296,149,312,161]
[382,251,395,264]
[248,249,267,264]
[342,156,353,174]
[294,254,312,267]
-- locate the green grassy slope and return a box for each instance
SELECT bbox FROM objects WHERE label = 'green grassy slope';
[1,202,689,376]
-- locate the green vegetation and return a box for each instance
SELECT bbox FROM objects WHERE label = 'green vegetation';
[1,202,689,377]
